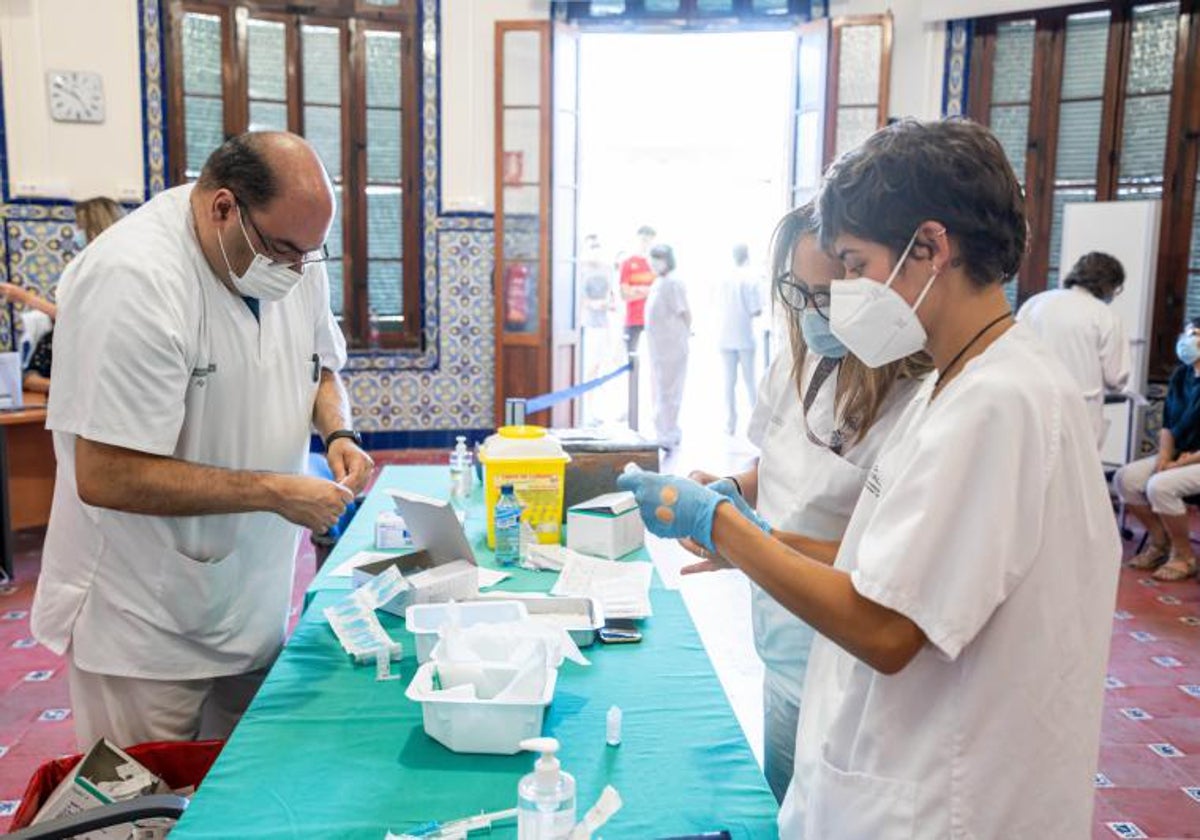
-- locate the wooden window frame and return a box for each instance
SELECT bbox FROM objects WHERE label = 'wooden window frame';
[968,0,1200,378]
[823,13,892,170]
[165,0,423,351]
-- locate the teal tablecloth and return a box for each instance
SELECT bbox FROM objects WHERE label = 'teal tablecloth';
[172,466,778,839]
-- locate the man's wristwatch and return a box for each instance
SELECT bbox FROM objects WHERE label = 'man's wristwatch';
[324,429,363,450]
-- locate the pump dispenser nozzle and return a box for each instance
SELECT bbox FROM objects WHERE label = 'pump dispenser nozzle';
[517,737,576,838]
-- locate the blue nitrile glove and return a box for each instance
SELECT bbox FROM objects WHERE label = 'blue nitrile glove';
[708,478,772,535]
[616,468,727,553]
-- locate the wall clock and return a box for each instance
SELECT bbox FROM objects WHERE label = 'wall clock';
[47,70,105,124]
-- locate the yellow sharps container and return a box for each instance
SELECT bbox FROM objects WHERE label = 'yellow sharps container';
[478,425,571,548]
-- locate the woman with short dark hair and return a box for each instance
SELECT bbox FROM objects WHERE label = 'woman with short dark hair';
[618,118,1120,837]
[1017,250,1131,446]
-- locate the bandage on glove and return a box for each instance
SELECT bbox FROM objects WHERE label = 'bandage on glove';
[616,469,726,553]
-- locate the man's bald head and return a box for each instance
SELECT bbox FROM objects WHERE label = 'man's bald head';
[191,133,336,286]
[195,132,335,258]
[198,131,331,216]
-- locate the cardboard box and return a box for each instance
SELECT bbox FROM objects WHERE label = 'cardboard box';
[566,492,644,560]
[351,551,478,617]
[375,511,413,550]
[555,430,660,519]
[33,738,168,838]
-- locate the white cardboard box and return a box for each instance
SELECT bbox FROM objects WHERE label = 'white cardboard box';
[375,511,413,550]
[566,492,644,560]
[32,738,168,838]
[351,553,478,617]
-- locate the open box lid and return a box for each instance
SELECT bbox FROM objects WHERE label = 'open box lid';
[568,491,638,517]
[386,490,477,565]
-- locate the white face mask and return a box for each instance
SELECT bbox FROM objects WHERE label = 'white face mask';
[829,230,938,368]
[217,207,304,302]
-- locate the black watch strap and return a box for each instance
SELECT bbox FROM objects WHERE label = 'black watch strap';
[324,429,363,450]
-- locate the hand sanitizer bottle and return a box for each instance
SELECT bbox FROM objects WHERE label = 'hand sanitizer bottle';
[517,737,576,840]
[453,435,473,497]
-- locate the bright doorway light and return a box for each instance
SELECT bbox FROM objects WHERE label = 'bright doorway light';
[576,30,795,441]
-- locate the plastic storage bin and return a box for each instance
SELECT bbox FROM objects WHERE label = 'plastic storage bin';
[405,662,557,754]
[480,595,605,648]
[405,600,529,663]
[478,426,571,548]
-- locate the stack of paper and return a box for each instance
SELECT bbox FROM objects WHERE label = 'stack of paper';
[550,553,653,619]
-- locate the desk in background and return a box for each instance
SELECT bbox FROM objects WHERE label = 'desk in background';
[0,392,53,581]
[171,465,779,839]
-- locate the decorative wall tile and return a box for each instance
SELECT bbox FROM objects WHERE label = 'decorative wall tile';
[942,19,970,118]
[0,0,498,434]
[346,228,495,431]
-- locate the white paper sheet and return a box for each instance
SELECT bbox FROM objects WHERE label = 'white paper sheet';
[328,550,400,578]
[551,554,653,619]
[476,567,511,589]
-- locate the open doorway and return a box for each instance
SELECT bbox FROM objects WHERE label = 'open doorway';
[574,30,795,452]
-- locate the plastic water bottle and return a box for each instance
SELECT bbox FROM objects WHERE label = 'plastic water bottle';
[494,484,522,567]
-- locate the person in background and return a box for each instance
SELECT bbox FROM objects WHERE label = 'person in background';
[580,238,614,367]
[644,243,690,449]
[74,197,125,250]
[580,234,618,425]
[619,118,1120,837]
[718,243,763,435]
[618,225,657,357]
[0,197,125,393]
[32,132,373,749]
[1115,317,1200,582]
[685,204,929,801]
[1017,251,1131,447]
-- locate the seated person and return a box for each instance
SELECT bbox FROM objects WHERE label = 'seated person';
[0,283,56,393]
[1115,317,1200,581]
[0,197,124,394]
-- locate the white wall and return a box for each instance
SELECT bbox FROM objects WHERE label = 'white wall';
[440,0,551,213]
[0,0,145,203]
[829,0,946,121]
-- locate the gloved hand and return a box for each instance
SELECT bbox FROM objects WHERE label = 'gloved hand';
[616,468,728,553]
[708,478,772,535]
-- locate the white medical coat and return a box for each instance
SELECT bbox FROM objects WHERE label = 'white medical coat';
[1017,285,1130,446]
[779,325,1120,839]
[645,273,691,444]
[747,350,921,696]
[32,185,347,680]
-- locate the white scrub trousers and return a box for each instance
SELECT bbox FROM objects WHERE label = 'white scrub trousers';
[1115,455,1200,517]
[68,656,271,749]
[721,348,756,434]
[762,670,802,802]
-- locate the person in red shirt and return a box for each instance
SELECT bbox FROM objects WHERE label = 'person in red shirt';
[619,225,657,356]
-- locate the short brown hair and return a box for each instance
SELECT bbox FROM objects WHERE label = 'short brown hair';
[1064,252,1124,299]
[819,118,1026,288]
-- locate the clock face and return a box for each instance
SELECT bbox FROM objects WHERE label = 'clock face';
[47,71,105,124]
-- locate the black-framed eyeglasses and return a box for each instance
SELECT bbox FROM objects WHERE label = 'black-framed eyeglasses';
[237,200,330,269]
[775,273,831,320]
